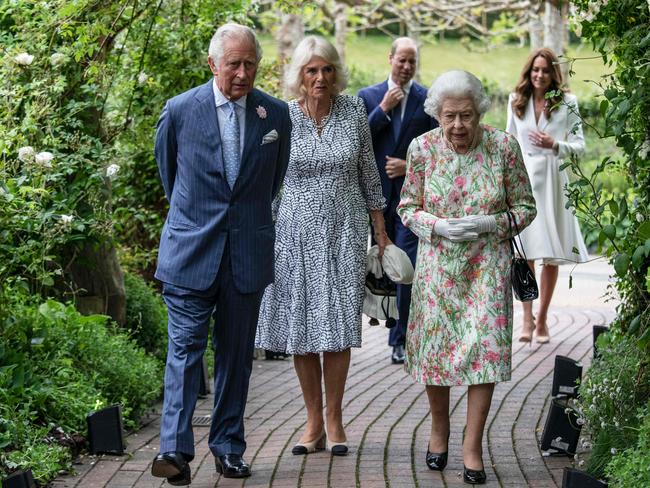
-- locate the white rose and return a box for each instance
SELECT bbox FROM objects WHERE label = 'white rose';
[35,151,54,168]
[106,164,120,178]
[50,53,66,66]
[137,72,148,85]
[18,146,35,162]
[15,52,34,65]
[60,214,73,224]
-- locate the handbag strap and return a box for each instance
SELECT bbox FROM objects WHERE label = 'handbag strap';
[506,211,529,261]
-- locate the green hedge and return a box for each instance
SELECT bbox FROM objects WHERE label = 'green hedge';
[124,273,168,363]
[0,292,162,483]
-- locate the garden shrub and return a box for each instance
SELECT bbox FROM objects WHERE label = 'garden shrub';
[0,290,162,482]
[606,408,650,487]
[569,2,650,477]
[124,273,168,363]
[575,327,650,478]
[34,300,163,426]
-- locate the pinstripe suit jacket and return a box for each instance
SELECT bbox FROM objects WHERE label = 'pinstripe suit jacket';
[154,81,291,293]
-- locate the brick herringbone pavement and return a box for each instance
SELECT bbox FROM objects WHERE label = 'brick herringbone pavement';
[53,259,615,488]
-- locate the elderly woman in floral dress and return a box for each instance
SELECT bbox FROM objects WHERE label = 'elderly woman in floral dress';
[398,70,536,485]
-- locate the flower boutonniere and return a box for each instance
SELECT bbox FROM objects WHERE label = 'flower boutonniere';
[256,105,267,119]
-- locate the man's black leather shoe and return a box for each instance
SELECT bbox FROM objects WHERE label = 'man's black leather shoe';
[214,453,251,478]
[151,452,191,486]
[391,344,406,364]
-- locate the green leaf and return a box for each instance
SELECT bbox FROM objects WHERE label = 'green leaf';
[614,253,630,277]
[41,275,54,286]
[599,99,609,117]
[618,99,631,115]
[609,199,619,216]
[638,326,650,348]
[628,315,642,335]
[632,245,647,268]
[638,222,650,240]
[603,224,617,240]
[618,197,628,220]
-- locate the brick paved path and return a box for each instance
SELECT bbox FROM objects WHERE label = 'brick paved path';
[53,259,615,488]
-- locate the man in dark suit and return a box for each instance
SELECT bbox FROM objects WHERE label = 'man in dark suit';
[151,23,290,485]
[358,37,437,365]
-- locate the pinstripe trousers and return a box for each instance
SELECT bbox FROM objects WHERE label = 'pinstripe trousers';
[160,242,263,458]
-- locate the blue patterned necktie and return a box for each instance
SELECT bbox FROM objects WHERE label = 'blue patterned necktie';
[223,101,241,189]
[392,102,402,140]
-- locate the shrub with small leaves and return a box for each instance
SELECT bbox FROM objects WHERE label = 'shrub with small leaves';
[124,273,168,363]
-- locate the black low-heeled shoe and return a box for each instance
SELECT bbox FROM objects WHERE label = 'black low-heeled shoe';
[425,449,448,471]
[463,465,487,485]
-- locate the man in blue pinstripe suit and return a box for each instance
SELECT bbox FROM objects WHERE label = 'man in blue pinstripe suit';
[151,24,290,485]
[358,38,438,365]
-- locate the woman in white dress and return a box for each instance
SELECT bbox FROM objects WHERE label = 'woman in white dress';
[256,36,390,456]
[506,47,588,344]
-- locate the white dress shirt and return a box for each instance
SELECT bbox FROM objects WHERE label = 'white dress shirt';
[212,80,246,156]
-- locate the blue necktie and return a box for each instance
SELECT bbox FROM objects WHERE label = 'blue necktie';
[392,103,402,140]
[223,101,241,189]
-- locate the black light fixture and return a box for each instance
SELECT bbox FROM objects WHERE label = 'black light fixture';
[562,467,608,487]
[593,325,609,357]
[540,399,581,456]
[552,355,583,399]
[2,469,36,488]
[86,404,125,455]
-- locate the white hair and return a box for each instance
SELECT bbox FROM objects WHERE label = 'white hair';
[424,70,491,120]
[208,23,262,64]
[284,36,348,99]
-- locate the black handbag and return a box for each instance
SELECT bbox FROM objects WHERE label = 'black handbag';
[365,268,397,297]
[507,212,539,302]
[365,266,397,320]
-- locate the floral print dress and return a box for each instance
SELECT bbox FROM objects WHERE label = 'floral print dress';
[397,126,536,386]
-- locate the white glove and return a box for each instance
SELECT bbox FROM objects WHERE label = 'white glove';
[464,215,497,234]
[433,219,478,242]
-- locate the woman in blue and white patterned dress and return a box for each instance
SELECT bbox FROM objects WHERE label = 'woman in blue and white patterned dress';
[256,36,390,457]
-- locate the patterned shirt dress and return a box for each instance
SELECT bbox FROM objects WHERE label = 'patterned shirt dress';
[256,95,386,355]
[397,126,536,385]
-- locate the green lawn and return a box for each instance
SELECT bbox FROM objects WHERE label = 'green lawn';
[259,35,609,100]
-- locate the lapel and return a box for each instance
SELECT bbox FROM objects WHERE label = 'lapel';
[233,89,265,194]
[397,84,420,142]
[194,81,224,177]
[377,80,389,100]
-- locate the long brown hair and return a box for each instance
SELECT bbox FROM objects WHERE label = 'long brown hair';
[512,47,566,120]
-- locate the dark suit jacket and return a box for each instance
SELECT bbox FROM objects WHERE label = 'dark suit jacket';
[154,81,291,293]
[358,80,437,212]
